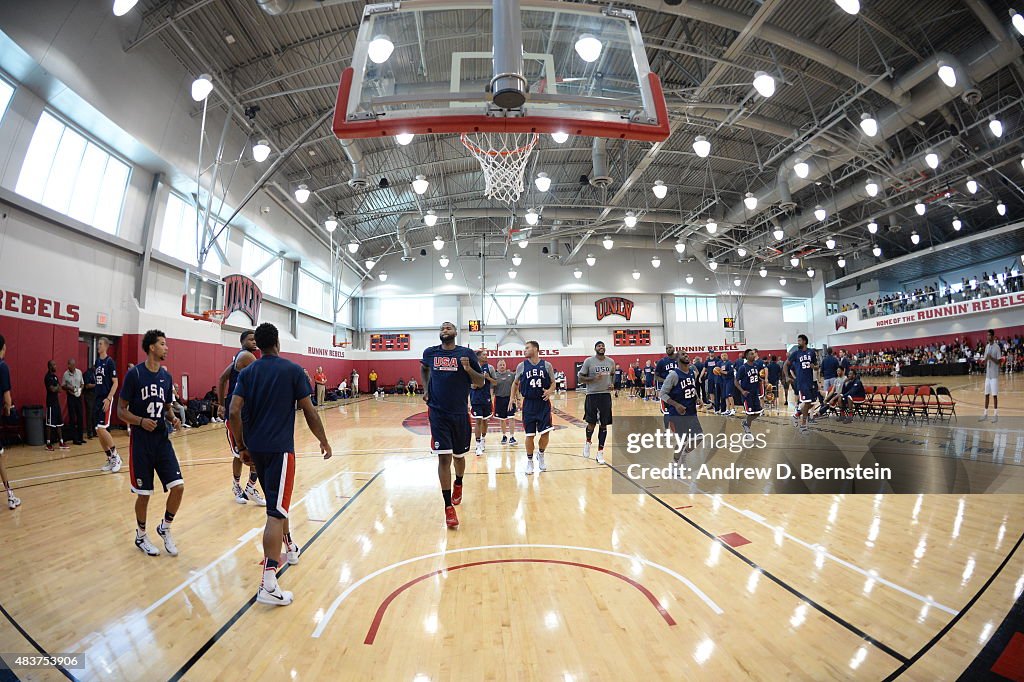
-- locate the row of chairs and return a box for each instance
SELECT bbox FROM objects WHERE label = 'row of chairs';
[853,385,957,422]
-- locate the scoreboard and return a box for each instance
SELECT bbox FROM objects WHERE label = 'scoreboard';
[369,333,411,351]
[613,329,651,346]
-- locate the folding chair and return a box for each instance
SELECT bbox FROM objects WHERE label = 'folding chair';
[900,386,921,423]
[915,386,935,422]
[934,386,958,421]
[886,385,904,421]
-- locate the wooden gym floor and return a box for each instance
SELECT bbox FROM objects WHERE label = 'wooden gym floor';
[0,373,1022,681]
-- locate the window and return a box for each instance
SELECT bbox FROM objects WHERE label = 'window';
[675,296,716,322]
[0,77,14,123]
[298,269,329,317]
[241,238,283,298]
[484,295,537,325]
[782,298,809,323]
[16,111,131,234]
[379,296,434,327]
[157,193,228,275]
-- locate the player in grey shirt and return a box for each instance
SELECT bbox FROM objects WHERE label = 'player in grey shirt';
[493,359,518,445]
[981,328,1002,422]
[577,341,615,463]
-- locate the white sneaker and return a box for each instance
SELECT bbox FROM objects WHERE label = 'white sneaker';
[157,522,178,556]
[583,442,592,459]
[101,456,114,472]
[525,458,535,475]
[286,540,300,565]
[110,454,122,473]
[233,483,247,504]
[538,453,547,472]
[978,415,988,422]
[596,450,605,465]
[135,534,160,556]
[245,483,267,506]
[742,422,752,435]
[475,440,484,456]
[727,409,736,416]
[257,582,294,606]
[7,493,20,510]
[992,416,998,424]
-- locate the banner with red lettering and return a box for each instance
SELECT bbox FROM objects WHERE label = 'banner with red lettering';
[0,287,81,327]
[830,292,1024,333]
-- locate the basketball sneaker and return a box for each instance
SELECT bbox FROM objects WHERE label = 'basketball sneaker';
[257,582,294,606]
[101,455,114,471]
[110,454,122,473]
[500,435,508,445]
[286,539,300,565]
[59,442,70,450]
[452,482,463,505]
[245,483,266,506]
[509,436,518,445]
[583,442,592,459]
[596,449,605,465]
[525,458,535,475]
[7,492,21,509]
[156,522,178,557]
[742,422,752,436]
[45,443,54,452]
[475,440,484,456]
[445,505,459,529]
[135,534,160,556]
[233,482,247,504]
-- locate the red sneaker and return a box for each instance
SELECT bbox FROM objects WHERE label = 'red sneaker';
[445,505,459,529]
[59,442,70,450]
[452,482,463,506]
[45,444,55,452]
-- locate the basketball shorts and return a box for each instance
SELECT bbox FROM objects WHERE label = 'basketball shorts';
[226,424,241,458]
[45,403,63,428]
[583,393,613,426]
[94,394,114,429]
[251,451,295,519]
[494,396,515,419]
[733,384,744,402]
[129,436,183,496]
[984,378,999,396]
[429,409,472,457]
[797,382,816,404]
[663,413,702,437]
[613,378,622,389]
[743,392,763,415]
[522,400,553,437]
[471,402,493,420]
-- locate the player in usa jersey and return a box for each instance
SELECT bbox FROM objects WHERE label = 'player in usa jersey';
[117,330,183,557]
[734,349,763,435]
[659,353,702,466]
[511,341,555,475]
[470,349,497,456]
[421,322,486,529]
[0,336,19,509]
[784,334,818,431]
[94,337,121,473]
[218,330,265,506]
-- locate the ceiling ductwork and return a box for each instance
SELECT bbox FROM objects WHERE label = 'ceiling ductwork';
[395,214,415,261]
[590,138,612,188]
[339,138,368,190]
[255,0,358,15]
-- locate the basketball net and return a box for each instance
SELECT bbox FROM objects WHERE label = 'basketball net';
[461,131,539,204]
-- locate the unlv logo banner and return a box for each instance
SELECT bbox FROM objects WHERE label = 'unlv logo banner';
[835,314,848,331]
[223,274,263,326]
[595,297,634,321]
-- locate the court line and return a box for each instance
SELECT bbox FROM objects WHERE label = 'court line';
[167,469,383,682]
[312,542,722,639]
[0,601,77,681]
[606,463,910,663]
[882,528,1024,680]
[363,558,677,645]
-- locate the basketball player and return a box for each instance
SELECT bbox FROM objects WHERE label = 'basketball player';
[734,349,763,435]
[765,355,782,411]
[654,344,678,387]
[785,334,818,431]
[578,341,614,464]
[44,360,68,451]
[94,337,121,473]
[421,322,485,529]
[659,353,702,468]
[218,330,265,505]
[643,360,656,400]
[229,323,333,606]
[492,359,517,445]
[117,330,183,557]
[510,341,555,475]
[721,352,738,415]
[471,349,497,455]
[981,329,1001,423]
[613,363,622,398]
[0,336,20,509]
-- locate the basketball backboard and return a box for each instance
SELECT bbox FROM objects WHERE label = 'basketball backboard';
[333,0,670,142]
[181,269,224,324]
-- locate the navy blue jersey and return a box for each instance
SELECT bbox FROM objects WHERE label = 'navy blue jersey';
[94,356,117,398]
[754,359,765,372]
[719,359,734,384]
[838,357,851,375]
[45,372,60,407]
[421,345,482,415]
[0,360,10,397]
[614,368,623,382]
[83,367,95,387]
[693,360,704,377]
[821,355,839,380]
[655,356,678,381]
[517,358,552,400]
[119,364,173,445]
[233,355,311,453]
[788,348,817,385]
[663,368,699,416]
[643,366,655,386]
[766,361,782,384]
[737,362,761,392]
[704,357,718,381]
[226,349,250,409]
[470,363,494,404]
[842,378,866,399]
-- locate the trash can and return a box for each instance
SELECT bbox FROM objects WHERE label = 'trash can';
[23,405,44,447]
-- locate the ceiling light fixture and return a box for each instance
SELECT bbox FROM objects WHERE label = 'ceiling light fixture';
[825,236,836,250]
[966,177,979,194]
[395,133,414,145]
[365,258,375,270]
[865,179,879,197]
[692,135,711,158]
[937,61,957,88]
[573,268,583,279]
[674,239,686,254]
[867,220,878,234]
[433,235,445,251]
[989,117,1004,138]
[737,246,747,257]
[773,227,784,241]
[705,218,718,234]
[508,269,518,280]
[952,216,962,231]
[444,270,454,281]
[294,184,310,203]
[872,244,882,257]
[814,205,827,222]
[910,230,920,245]
[744,192,758,210]
[602,235,614,250]
[632,269,641,280]
[794,159,809,178]
[806,267,815,278]
[997,201,1007,216]
[651,255,661,268]
[915,201,926,216]
[837,256,846,268]
[378,270,388,282]
[685,274,694,284]
[1013,9,1024,35]
[708,259,718,271]
[551,131,569,144]
[859,112,878,137]
[733,277,741,287]
[367,35,395,64]
[534,172,551,192]
[790,256,800,267]
[779,277,787,286]
[191,74,213,102]
[752,71,776,97]
[574,34,603,63]
[652,180,668,199]
[252,139,270,162]
[759,267,767,278]
[348,239,359,254]
[834,0,859,14]
[624,211,638,228]
[113,0,139,15]
[525,208,539,225]
[439,255,449,267]
[412,174,429,195]
[512,253,522,267]
[925,151,939,169]
[586,254,596,266]
[324,215,338,232]
[424,210,438,227]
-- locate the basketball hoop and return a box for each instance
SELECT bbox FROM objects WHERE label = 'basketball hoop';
[461,131,539,204]
[204,309,226,325]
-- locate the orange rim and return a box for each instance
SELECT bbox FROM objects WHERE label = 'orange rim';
[460,132,539,158]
